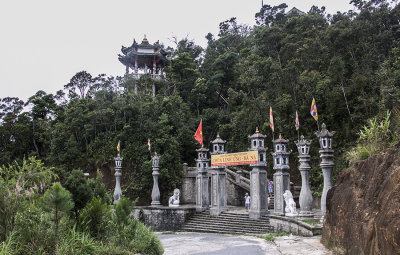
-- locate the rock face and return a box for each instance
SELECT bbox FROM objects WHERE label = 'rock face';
[322,144,400,254]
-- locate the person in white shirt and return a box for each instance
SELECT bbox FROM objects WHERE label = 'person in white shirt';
[244,193,250,212]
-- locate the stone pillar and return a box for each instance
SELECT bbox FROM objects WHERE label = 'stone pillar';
[315,123,335,214]
[134,56,138,74]
[153,57,157,75]
[295,135,313,214]
[248,128,268,219]
[195,146,210,212]
[272,134,291,215]
[210,134,228,216]
[151,152,161,206]
[152,83,156,98]
[113,154,123,204]
[125,64,129,74]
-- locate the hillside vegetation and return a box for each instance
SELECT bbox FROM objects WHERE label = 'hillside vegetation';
[1,0,400,203]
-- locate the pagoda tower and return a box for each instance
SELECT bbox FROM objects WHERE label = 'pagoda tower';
[118,36,170,96]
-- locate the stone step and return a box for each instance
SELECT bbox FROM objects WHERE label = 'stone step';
[180,227,273,234]
[181,210,274,234]
[192,215,270,224]
[186,219,271,228]
[181,226,273,235]
[188,216,270,224]
[182,224,272,233]
[181,222,274,231]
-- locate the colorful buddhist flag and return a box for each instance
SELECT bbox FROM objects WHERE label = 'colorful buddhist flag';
[310,98,318,121]
[117,140,121,152]
[147,138,151,151]
[269,106,274,132]
[194,119,203,145]
[295,110,299,131]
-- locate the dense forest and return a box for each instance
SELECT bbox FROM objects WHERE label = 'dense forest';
[1,0,400,204]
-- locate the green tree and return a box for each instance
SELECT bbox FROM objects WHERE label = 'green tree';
[41,182,74,252]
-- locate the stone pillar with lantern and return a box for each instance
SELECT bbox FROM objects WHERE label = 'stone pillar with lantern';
[196,146,210,212]
[295,135,313,214]
[210,134,228,216]
[272,134,291,215]
[315,123,335,214]
[248,127,268,219]
[113,153,123,204]
[151,152,161,206]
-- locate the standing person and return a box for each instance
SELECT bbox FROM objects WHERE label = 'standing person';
[244,193,250,212]
[268,180,274,197]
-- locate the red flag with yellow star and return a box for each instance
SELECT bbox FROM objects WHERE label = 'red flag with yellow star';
[194,119,203,145]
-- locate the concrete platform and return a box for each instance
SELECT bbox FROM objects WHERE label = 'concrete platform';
[157,232,332,255]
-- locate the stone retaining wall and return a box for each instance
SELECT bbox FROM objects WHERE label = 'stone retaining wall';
[132,206,196,231]
[269,215,322,237]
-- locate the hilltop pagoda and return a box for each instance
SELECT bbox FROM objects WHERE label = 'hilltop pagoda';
[118,36,169,79]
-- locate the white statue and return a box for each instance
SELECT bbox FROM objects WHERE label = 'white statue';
[283,190,298,216]
[168,188,180,207]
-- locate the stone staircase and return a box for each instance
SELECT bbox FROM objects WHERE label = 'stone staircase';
[180,211,274,234]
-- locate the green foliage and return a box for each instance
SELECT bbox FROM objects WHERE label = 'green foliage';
[1,0,400,208]
[63,169,93,218]
[130,221,164,255]
[346,111,396,165]
[56,226,100,255]
[114,197,133,226]
[0,230,18,255]
[258,232,288,242]
[41,182,74,250]
[79,197,112,238]
[87,170,112,204]
[0,157,56,242]
[302,219,320,226]
[109,220,163,255]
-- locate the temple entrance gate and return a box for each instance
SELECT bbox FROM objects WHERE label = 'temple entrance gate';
[195,128,269,219]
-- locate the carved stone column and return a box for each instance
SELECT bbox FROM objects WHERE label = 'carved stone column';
[210,134,227,216]
[113,154,123,204]
[248,128,268,219]
[151,152,161,206]
[196,146,210,212]
[295,135,313,214]
[272,134,291,215]
[315,123,335,214]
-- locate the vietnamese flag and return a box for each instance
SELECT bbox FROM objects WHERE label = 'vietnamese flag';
[194,119,203,145]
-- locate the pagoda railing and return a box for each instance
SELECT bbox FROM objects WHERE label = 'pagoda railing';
[130,73,162,80]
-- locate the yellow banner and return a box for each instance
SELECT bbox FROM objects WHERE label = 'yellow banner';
[211,151,258,167]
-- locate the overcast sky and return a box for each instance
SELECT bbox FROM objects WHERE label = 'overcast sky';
[0,0,355,102]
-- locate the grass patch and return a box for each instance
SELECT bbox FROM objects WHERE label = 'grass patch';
[257,232,288,242]
[302,219,319,226]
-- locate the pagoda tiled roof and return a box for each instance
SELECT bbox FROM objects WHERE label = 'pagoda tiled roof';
[118,37,170,67]
[248,127,266,139]
[273,134,289,143]
[211,134,226,144]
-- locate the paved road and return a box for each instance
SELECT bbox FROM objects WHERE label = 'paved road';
[157,232,332,255]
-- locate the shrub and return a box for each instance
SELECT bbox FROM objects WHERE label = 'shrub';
[56,226,100,255]
[87,169,112,204]
[131,221,164,255]
[41,182,74,251]
[346,111,397,165]
[63,169,93,219]
[0,230,19,255]
[115,197,134,226]
[79,197,112,239]
[13,202,54,254]
[0,157,56,242]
